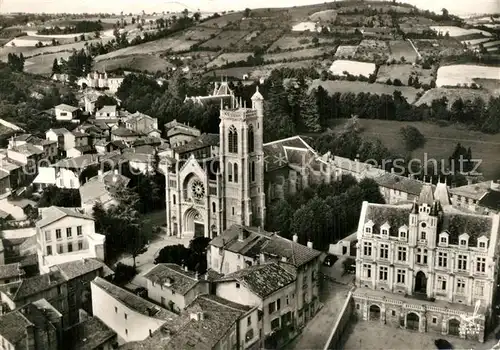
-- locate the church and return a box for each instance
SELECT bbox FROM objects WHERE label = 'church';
[161,86,339,239]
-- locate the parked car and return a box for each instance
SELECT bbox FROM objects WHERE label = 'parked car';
[323,254,338,267]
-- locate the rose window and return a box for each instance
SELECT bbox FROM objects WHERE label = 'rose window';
[191,180,205,200]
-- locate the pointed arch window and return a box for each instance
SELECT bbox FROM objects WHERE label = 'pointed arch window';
[228,125,238,153]
[234,163,239,183]
[228,162,233,182]
[248,124,254,153]
[251,161,256,182]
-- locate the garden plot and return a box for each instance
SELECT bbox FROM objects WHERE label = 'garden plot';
[263,47,334,63]
[436,64,500,87]
[354,40,390,62]
[430,26,492,37]
[376,64,434,86]
[200,30,249,50]
[412,39,464,58]
[415,88,494,108]
[388,40,417,62]
[268,35,336,52]
[206,53,253,69]
[334,45,358,58]
[328,60,376,78]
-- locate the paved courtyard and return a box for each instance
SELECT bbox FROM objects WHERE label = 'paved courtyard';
[289,279,351,350]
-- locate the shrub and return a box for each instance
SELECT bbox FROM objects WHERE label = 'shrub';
[113,263,137,285]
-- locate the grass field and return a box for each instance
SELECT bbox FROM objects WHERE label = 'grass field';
[412,39,465,58]
[199,12,244,29]
[23,52,72,76]
[329,118,500,179]
[200,30,249,50]
[182,27,221,41]
[437,64,500,87]
[334,45,358,58]
[354,40,390,61]
[388,40,417,62]
[267,34,337,52]
[376,64,434,85]
[206,52,253,69]
[310,79,420,103]
[94,55,174,73]
[240,28,284,51]
[263,47,334,63]
[309,9,338,22]
[415,88,494,107]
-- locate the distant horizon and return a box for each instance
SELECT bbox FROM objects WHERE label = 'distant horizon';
[0,0,498,17]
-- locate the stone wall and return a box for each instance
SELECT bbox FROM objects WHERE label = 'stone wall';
[324,288,355,350]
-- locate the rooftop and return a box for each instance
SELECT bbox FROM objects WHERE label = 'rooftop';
[0,262,24,280]
[374,173,427,196]
[127,111,155,123]
[143,264,205,296]
[263,135,321,172]
[55,103,79,112]
[216,263,295,299]
[47,127,71,136]
[53,258,113,280]
[71,317,116,350]
[0,311,33,345]
[479,190,500,211]
[173,133,219,154]
[111,127,141,137]
[96,105,117,114]
[9,143,44,157]
[450,181,491,200]
[37,206,93,228]
[92,277,178,321]
[6,270,66,301]
[52,154,99,169]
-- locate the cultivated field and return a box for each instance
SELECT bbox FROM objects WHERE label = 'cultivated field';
[182,27,221,41]
[263,47,334,63]
[200,30,248,50]
[415,88,495,107]
[94,55,174,73]
[309,10,338,22]
[95,36,195,61]
[430,26,492,37]
[23,51,73,76]
[206,52,253,69]
[310,80,419,103]
[291,22,317,32]
[205,60,317,80]
[334,45,358,58]
[412,39,465,58]
[268,35,336,52]
[238,28,284,51]
[329,118,500,179]
[376,64,434,86]
[328,60,376,78]
[436,64,500,87]
[388,40,417,62]
[199,12,244,29]
[354,40,390,61]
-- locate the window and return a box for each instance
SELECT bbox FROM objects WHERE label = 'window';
[416,248,428,264]
[212,202,216,213]
[476,257,486,273]
[67,243,73,252]
[365,227,372,234]
[379,266,388,281]
[66,227,72,238]
[440,236,447,244]
[286,295,290,305]
[114,307,117,313]
[437,252,448,268]
[396,269,406,284]
[457,255,468,271]
[58,244,63,254]
[363,264,372,278]
[77,226,82,236]
[397,247,407,262]
[44,230,51,242]
[232,207,235,216]
[271,318,280,330]
[246,328,254,342]
[432,317,437,324]
[78,241,83,250]
[173,194,176,205]
[228,126,238,153]
[456,279,466,294]
[381,229,388,236]
[124,313,128,320]
[251,161,256,182]
[475,281,485,297]
[479,241,487,248]
[228,162,233,182]
[247,316,252,326]
[56,229,62,239]
[392,310,396,316]
[268,302,276,314]
[379,243,389,259]
[277,299,281,311]
[438,276,447,291]
[421,231,426,240]
[248,124,254,153]
[234,163,238,183]
[46,246,52,255]
[460,239,467,246]
[363,242,372,256]
[236,283,240,289]
[400,230,406,239]
[125,329,128,336]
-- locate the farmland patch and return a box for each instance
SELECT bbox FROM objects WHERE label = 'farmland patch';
[94,55,174,73]
[309,10,338,22]
[200,30,249,50]
[23,51,72,76]
[412,39,464,58]
[268,34,336,52]
[263,47,334,63]
[430,26,492,37]
[182,27,221,41]
[376,64,434,86]
[205,60,317,80]
[436,64,500,87]
[329,60,376,78]
[199,12,244,29]
[388,40,417,62]
[354,40,390,62]
[334,45,358,58]
[206,52,253,69]
[415,88,494,107]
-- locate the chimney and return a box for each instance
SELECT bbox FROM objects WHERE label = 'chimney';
[114,169,118,175]
[98,169,103,179]
[149,329,153,337]
[259,253,265,264]
[184,265,188,272]
[307,241,313,249]
[292,234,298,243]
[195,272,199,280]
[204,274,208,281]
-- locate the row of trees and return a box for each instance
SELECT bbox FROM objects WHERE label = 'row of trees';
[52,49,93,81]
[7,53,24,72]
[37,20,103,35]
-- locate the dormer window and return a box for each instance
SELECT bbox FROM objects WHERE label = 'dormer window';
[479,242,486,248]
[477,236,488,250]
[439,232,449,246]
[460,239,467,246]
[399,230,406,239]
[381,229,388,236]
[459,234,469,248]
[365,227,372,234]
[364,220,374,235]
[380,222,390,238]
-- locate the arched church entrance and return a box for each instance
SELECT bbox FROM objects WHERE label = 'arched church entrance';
[414,271,427,295]
[184,208,204,238]
[369,305,381,321]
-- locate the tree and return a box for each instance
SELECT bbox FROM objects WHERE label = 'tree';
[193,12,201,21]
[265,199,294,237]
[38,186,81,207]
[300,90,322,133]
[95,95,118,110]
[80,34,85,41]
[244,8,251,18]
[400,125,425,152]
[52,58,61,74]
[312,36,319,45]
[94,30,100,39]
[441,8,449,18]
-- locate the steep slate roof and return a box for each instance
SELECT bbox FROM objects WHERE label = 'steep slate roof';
[216,263,295,299]
[364,203,413,236]
[0,311,33,345]
[37,206,93,228]
[449,181,491,200]
[263,136,321,172]
[143,263,205,295]
[374,173,427,196]
[479,190,500,211]
[0,263,24,280]
[173,133,219,154]
[92,277,178,321]
[166,294,250,350]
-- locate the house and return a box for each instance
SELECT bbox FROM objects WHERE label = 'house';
[0,262,24,285]
[0,299,62,350]
[8,133,34,148]
[143,263,210,313]
[66,316,117,350]
[75,125,108,146]
[36,206,106,274]
[6,143,44,179]
[208,225,321,329]
[328,231,357,257]
[72,131,90,148]
[79,170,130,214]
[374,172,430,204]
[164,294,260,350]
[353,183,498,342]
[30,137,58,163]
[46,128,75,152]
[77,72,124,94]
[83,91,105,113]
[214,263,296,342]
[66,145,95,159]
[111,127,142,143]
[96,105,118,119]
[125,112,159,135]
[165,120,201,147]
[450,180,496,214]
[0,170,10,197]
[52,154,100,189]
[33,167,57,190]
[0,258,113,329]
[91,277,180,344]
[119,152,154,175]
[0,159,22,192]
[54,104,80,122]
[95,140,127,154]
